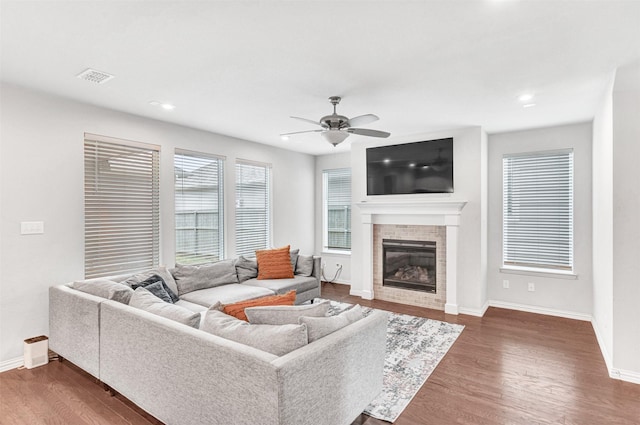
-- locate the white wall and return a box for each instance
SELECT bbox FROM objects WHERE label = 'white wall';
[487,123,593,317]
[350,127,488,314]
[314,152,352,284]
[0,83,315,364]
[591,75,615,368]
[611,62,640,378]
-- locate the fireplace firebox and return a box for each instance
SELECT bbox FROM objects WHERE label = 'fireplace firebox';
[382,239,436,293]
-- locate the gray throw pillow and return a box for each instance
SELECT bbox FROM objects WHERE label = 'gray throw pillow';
[72,279,134,304]
[290,248,299,269]
[295,255,314,277]
[129,287,200,328]
[234,256,258,283]
[201,309,308,356]
[123,266,179,298]
[173,259,239,296]
[128,273,179,303]
[299,304,364,342]
[245,300,330,325]
[142,281,174,303]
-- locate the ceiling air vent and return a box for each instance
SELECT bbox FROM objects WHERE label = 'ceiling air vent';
[76,68,115,84]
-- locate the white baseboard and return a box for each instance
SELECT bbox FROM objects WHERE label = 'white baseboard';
[0,356,23,373]
[488,300,592,322]
[611,368,640,385]
[590,318,613,373]
[322,279,350,285]
[459,300,489,317]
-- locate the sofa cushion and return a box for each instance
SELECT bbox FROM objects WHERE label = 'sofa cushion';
[221,290,296,321]
[129,287,200,328]
[72,279,134,304]
[242,275,318,296]
[173,259,238,296]
[178,284,274,307]
[123,266,179,298]
[128,274,178,303]
[201,309,308,356]
[245,300,330,325]
[295,255,314,277]
[256,246,294,280]
[289,248,299,269]
[234,255,258,283]
[299,304,364,342]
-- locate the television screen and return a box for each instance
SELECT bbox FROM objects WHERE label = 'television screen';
[367,138,454,195]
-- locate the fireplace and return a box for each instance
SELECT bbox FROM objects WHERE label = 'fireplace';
[383,239,436,293]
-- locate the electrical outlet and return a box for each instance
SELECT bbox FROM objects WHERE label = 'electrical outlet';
[21,221,44,235]
[502,279,509,289]
[528,282,535,292]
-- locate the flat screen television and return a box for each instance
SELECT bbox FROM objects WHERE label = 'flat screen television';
[367,137,454,195]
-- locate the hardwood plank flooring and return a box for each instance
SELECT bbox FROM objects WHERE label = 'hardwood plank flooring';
[1,282,638,425]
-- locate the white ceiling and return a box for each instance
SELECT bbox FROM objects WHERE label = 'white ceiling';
[2,1,639,155]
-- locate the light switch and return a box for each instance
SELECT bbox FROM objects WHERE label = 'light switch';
[21,221,44,235]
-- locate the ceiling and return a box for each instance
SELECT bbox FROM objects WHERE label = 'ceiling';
[2,1,639,156]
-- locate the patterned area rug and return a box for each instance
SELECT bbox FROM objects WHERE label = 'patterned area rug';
[323,299,464,423]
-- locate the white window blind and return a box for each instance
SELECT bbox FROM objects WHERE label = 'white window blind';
[503,150,574,271]
[235,160,271,257]
[175,149,225,265]
[84,135,160,278]
[323,168,351,251]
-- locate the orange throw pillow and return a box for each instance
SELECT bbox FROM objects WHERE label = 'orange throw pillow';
[256,245,294,280]
[222,290,296,321]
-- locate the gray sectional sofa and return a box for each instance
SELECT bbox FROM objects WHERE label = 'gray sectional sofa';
[49,254,388,425]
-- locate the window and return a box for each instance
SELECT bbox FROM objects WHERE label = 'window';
[503,150,574,272]
[84,134,160,278]
[323,168,351,252]
[235,160,271,257]
[175,149,224,265]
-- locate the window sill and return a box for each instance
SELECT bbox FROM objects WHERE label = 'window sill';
[500,266,578,280]
[322,249,351,257]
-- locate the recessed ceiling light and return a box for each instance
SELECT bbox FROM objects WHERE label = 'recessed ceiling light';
[518,93,534,102]
[281,135,289,141]
[409,163,416,168]
[149,101,175,111]
[523,103,537,108]
[383,158,391,164]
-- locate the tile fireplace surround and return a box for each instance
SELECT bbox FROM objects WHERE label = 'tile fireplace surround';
[356,199,467,315]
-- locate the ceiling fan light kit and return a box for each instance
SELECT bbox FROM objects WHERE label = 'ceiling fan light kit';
[282,96,390,146]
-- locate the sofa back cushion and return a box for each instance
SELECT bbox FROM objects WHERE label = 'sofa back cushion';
[201,309,308,356]
[245,300,329,325]
[256,245,294,280]
[299,305,364,342]
[294,255,314,277]
[220,290,296,321]
[129,287,200,328]
[173,259,238,296]
[234,256,258,283]
[72,279,134,304]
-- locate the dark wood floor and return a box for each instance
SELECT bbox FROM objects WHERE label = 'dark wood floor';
[1,282,639,425]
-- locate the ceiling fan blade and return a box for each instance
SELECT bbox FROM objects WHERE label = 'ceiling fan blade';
[290,116,325,127]
[280,129,323,136]
[347,114,379,128]
[348,128,391,138]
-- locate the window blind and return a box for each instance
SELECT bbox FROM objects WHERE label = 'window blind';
[503,150,573,271]
[235,160,271,257]
[324,168,351,251]
[84,136,160,278]
[175,149,225,265]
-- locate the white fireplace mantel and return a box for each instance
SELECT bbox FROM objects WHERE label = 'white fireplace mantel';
[356,199,467,315]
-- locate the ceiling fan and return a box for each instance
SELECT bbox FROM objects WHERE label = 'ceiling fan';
[281,96,391,146]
